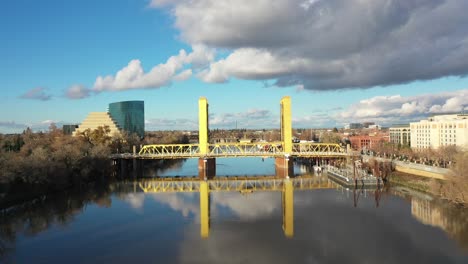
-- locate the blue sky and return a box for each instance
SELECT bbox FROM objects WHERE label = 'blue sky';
[1,0,468,133]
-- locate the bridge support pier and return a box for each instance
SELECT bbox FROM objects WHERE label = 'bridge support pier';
[198,158,216,180]
[275,157,294,178]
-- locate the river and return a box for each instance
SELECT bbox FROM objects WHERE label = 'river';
[1,158,467,263]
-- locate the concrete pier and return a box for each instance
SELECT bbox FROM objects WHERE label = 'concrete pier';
[198,158,216,179]
[275,157,294,178]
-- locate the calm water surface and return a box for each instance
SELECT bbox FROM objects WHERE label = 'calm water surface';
[1,158,468,264]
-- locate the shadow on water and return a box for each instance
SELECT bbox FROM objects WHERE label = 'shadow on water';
[0,180,114,260]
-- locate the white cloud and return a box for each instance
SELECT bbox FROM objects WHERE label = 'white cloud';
[210,109,277,128]
[93,45,214,92]
[336,89,468,125]
[145,118,198,131]
[173,69,192,81]
[19,87,52,101]
[65,84,91,99]
[151,0,468,90]
[0,120,71,133]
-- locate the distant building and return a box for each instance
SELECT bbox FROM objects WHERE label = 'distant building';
[62,124,78,135]
[73,112,122,137]
[362,122,375,128]
[73,100,145,138]
[410,114,468,150]
[108,101,145,138]
[389,124,410,147]
[345,123,363,130]
[368,124,381,130]
[348,133,389,150]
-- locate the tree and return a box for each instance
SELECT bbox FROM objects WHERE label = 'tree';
[78,126,112,146]
[431,151,468,205]
[319,132,342,144]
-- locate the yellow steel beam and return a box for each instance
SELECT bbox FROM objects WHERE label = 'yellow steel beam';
[137,142,347,158]
[280,96,292,153]
[139,144,200,157]
[199,97,209,155]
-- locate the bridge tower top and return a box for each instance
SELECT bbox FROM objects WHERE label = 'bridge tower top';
[199,97,209,155]
[280,96,292,153]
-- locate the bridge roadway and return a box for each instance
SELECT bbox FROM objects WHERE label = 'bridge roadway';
[112,142,347,159]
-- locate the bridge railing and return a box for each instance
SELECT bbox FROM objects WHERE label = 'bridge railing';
[292,143,346,156]
[137,142,347,158]
[139,144,200,157]
[208,142,284,157]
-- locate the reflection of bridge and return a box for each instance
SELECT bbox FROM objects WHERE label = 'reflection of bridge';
[138,176,337,193]
[112,97,350,179]
[138,176,339,238]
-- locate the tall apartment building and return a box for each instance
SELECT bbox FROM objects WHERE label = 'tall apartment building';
[389,124,410,147]
[73,101,145,138]
[410,114,468,150]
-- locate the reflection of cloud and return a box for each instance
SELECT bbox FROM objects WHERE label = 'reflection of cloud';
[212,192,280,220]
[124,193,145,210]
[176,190,467,264]
[147,191,281,221]
[150,193,199,218]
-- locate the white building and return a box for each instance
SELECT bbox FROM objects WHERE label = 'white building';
[410,114,468,150]
[389,125,410,147]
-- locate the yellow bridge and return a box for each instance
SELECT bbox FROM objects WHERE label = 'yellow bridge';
[113,96,348,159]
[112,96,350,179]
[137,142,345,159]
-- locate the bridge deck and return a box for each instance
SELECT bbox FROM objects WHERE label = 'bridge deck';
[111,142,348,159]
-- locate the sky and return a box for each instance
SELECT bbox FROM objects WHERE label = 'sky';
[1,0,468,133]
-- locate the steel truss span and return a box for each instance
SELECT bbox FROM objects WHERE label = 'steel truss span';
[133,142,346,159]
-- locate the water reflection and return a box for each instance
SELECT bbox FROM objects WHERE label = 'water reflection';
[139,176,336,238]
[1,176,468,263]
[397,188,468,251]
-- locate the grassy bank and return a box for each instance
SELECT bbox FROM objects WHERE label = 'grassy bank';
[388,171,433,193]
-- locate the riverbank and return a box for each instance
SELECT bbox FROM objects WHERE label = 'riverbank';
[388,171,432,193]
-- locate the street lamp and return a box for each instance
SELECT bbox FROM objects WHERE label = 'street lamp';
[203,157,207,181]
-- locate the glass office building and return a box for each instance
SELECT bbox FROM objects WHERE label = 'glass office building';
[108,101,145,138]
